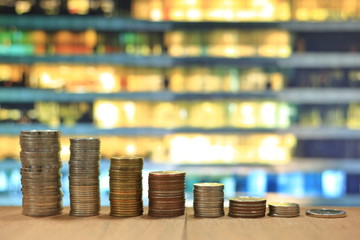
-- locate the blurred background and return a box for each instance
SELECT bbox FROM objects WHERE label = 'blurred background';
[1,0,360,207]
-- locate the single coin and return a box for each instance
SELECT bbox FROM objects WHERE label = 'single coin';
[305,209,346,218]
[230,196,266,202]
[194,183,224,187]
[269,202,299,207]
[149,171,185,176]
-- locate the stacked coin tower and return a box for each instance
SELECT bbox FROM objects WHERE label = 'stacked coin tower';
[268,202,300,217]
[228,196,267,218]
[193,183,224,218]
[20,130,63,217]
[148,171,186,217]
[109,156,144,217]
[69,138,101,217]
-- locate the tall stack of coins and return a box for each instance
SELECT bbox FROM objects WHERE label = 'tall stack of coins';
[20,130,63,217]
[69,138,100,217]
[193,183,224,218]
[228,196,266,218]
[268,202,300,218]
[148,171,186,217]
[109,156,144,217]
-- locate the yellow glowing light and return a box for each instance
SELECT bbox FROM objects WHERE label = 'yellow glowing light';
[278,46,291,58]
[262,136,279,146]
[150,9,162,21]
[169,136,190,163]
[126,144,136,154]
[261,102,276,126]
[95,102,119,128]
[222,145,236,163]
[192,136,211,162]
[170,10,184,20]
[223,10,235,20]
[184,0,198,6]
[237,11,257,20]
[224,47,236,57]
[208,10,222,20]
[124,102,136,121]
[60,144,71,162]
[100,72,116,91]
[186,9,202,20]
[278,104,291,128]
[67,0,89,15]
[241,104,255,125]
[15,1,31,14]
[284,134,296,147]
[256,135,291,163]
[257,2,275,19]
[40,73,52,85]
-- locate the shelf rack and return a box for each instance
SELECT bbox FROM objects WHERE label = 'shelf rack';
[0,123,278,136]
[2,54,360,68]
[1,123,360,139]
[2,88,360,104]
[2,15,360,32]
[0,88,276,103]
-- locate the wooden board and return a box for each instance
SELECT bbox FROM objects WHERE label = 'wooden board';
[0,207,186,240]
[0,207,359,240]
[186,207,360,240]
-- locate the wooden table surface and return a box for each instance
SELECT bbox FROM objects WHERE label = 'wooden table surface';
[0,207,359,240]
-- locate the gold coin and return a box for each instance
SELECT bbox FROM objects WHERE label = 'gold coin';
[230,196,266,202]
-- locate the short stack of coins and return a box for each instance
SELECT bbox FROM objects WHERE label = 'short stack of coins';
[268,202,300,217]
[193,183,224,218]
[69,138,100,217]
[109,156,144,217]
[228,196,267,218]
[148,171,186,217]
[20,130,63,217]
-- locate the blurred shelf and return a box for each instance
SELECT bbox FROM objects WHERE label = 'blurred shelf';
[0,88,276,103]
[2,15,360,32]
[278,53,360,68]
[0,15,172,32]
[0,123,171,136]
[280,21,360,32]
[0,123,278,136]
[2,88,360,104]
[279,88,360,104]
[0,55,174,67]
[2,123,360,139]
[2,54,360,68]
[285,126,360,139]
[0,55,277,67]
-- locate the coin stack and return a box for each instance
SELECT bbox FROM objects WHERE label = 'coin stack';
[109,156,144,217]
[268,202,300,218]
[228,196,267,218]
[69,138,100,217]
[193,183,224,218]
[20,130,63,217]
[148,171,186,218]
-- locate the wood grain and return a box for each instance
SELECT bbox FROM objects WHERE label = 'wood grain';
[186,207,360,240]
[0,207,359,240]
[0,207,186,240]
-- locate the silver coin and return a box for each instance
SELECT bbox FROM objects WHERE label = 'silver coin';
[306,209,346,218]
